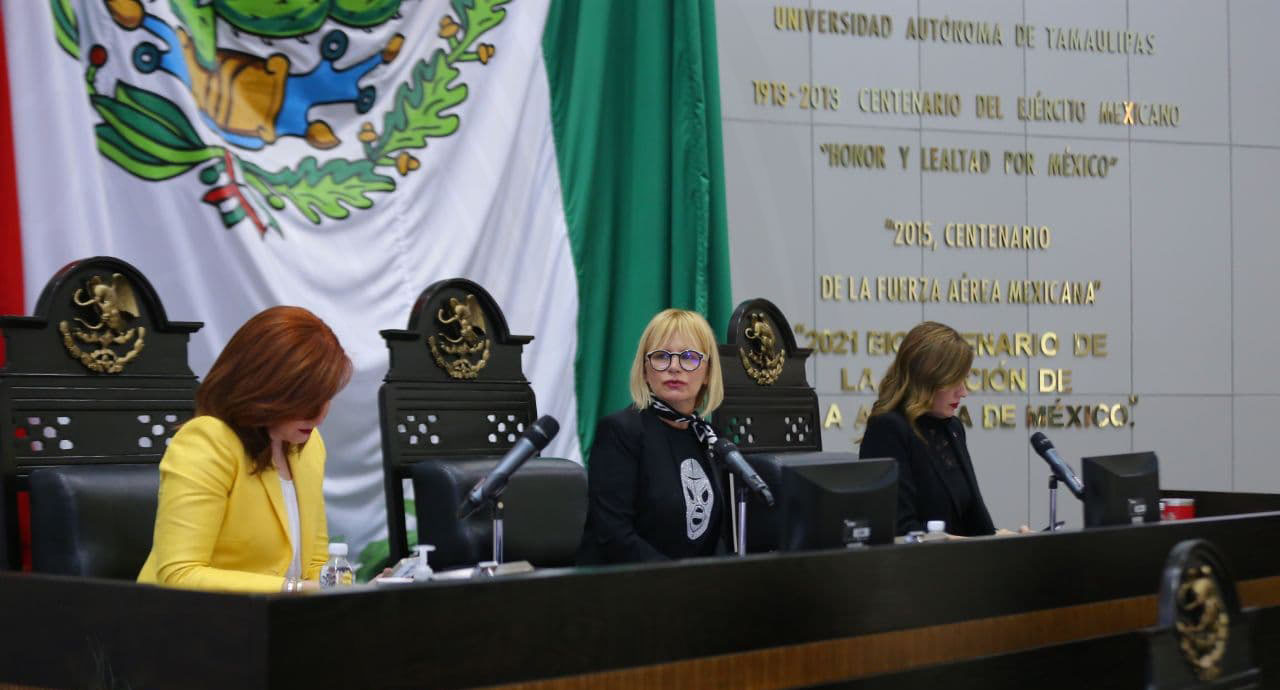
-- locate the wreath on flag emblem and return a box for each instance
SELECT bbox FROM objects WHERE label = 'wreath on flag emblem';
[51,0,509,236]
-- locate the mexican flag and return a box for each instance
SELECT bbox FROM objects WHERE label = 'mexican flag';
[0,0,731,568]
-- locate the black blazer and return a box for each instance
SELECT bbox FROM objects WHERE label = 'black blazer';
[577,407,729,565]
[859,410,995,537]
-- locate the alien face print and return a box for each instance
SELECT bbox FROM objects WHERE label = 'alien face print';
[680,458,713,540]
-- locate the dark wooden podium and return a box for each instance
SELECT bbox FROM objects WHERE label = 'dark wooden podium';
[3,511,1280,689]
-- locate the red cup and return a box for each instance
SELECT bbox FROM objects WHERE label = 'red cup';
[1161,497,1195,521]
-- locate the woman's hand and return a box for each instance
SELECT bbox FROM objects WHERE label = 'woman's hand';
[994,525,1033,536]
[283,577,320,593]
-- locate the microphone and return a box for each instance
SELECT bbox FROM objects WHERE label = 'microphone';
[712,438,776,508]
[1029,432,1085,499]
[457,415,560,518]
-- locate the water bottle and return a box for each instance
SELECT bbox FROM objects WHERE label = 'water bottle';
[319,542,355,589]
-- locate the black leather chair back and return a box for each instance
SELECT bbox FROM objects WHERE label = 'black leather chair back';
[410,457,586,569]
[29,465,160,578]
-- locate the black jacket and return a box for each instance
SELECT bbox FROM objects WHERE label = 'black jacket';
[859,410,996,537]
[577,407,729,564]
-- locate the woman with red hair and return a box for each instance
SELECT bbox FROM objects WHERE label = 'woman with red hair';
[138,306,352,593]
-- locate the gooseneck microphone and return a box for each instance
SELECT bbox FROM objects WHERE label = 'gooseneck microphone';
[1029,432,1085,499]
[712,438,776,508]
[458,415,560,518]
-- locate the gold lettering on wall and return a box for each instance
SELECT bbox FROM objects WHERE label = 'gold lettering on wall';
[773,7,892,37]
[816,275,1099,305]
[858,89,962,117]
[741,8,1172,437]
[904,17,1004,45]
[1044,26,1155,55]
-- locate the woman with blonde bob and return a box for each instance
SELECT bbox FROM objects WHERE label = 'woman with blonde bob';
[577,309,730,564]
[859,321,996,537]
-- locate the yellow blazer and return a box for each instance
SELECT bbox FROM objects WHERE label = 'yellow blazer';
[138,416,329,592]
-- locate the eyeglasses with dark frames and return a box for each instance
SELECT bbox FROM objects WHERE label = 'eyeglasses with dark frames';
[646,349,706,372]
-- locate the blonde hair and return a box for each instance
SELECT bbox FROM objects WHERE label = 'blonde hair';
[629,309,724,415]
[869,321,973,437]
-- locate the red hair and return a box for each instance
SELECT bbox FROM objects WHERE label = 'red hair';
[196,306,352,473]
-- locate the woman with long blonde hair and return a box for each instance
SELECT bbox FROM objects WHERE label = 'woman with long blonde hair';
[859,321,996,537]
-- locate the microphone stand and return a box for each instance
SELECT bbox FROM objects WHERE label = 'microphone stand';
[490,498,505,564]
[726,474,749,557]
[1047,475,1061,532]
[736,482,748,557]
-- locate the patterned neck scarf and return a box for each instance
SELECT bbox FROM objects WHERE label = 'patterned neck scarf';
[648,396,719,460]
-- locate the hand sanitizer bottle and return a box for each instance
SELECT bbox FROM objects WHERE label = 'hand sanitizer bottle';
[411,544,435,582]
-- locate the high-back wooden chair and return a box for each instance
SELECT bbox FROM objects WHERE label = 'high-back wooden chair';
[0,256,201,570]
[712,297,820,454]
[713,298,882,551]
[378,278,584,566]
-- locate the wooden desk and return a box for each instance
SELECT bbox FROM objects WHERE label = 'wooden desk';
[1161,488,1280,517]
[4,512,1280,689]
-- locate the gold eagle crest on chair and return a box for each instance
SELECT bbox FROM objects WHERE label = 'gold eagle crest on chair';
[1175,564,1230,681]
[58,273,147,374]
[428,294,491,379]
[738,311,785,385]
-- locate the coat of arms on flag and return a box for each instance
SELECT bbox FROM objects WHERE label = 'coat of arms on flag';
[52,0,508,236]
